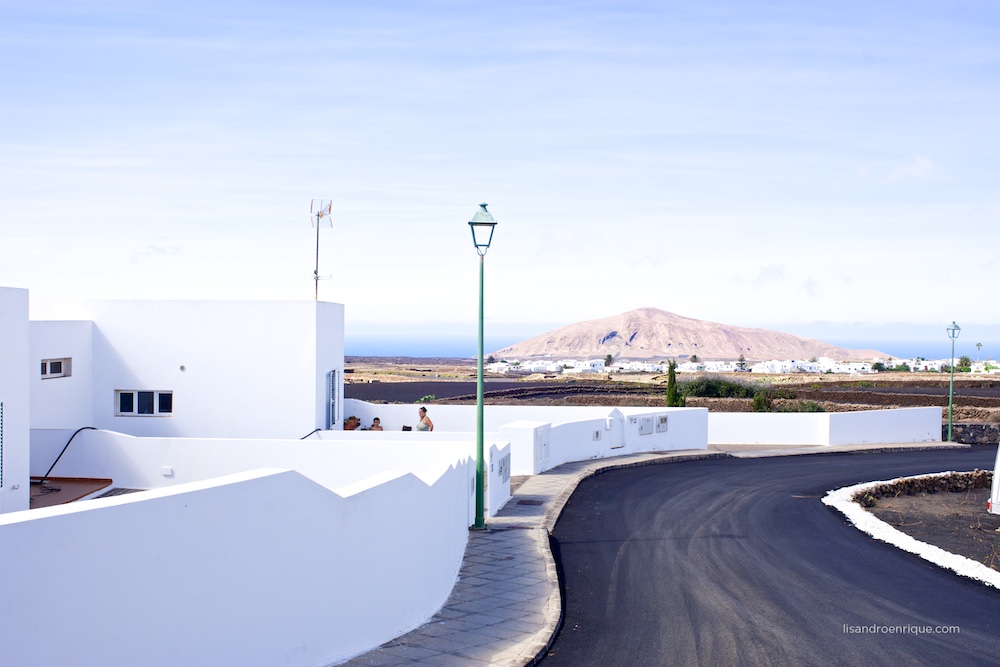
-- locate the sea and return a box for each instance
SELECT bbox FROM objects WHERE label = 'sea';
[345,335,999,362]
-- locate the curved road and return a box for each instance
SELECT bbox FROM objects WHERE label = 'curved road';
[543,448,1000,666]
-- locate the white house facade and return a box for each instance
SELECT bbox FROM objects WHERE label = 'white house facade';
[0,287,30,514]
[30,299,344,439]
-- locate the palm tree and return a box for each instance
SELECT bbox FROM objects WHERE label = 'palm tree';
[977,342,982,361]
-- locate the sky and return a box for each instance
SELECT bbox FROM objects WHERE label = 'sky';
[2,1,998,356]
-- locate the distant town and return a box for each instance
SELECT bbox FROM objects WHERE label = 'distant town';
[487,355,1000,376]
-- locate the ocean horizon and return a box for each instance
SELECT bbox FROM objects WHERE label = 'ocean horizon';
[345,336,998,362]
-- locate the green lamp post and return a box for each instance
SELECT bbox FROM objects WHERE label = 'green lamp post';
[947,321,961,442]
[469,203,497,530]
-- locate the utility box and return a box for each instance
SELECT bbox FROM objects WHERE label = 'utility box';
[497,421,551,476]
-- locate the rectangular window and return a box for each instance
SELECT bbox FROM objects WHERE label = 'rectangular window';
[137,391,154,414]
[41,357,72,379]
[116,390,173,417]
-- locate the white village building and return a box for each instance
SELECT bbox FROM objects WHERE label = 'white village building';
[0,285,718,666]
[30,298,345,440]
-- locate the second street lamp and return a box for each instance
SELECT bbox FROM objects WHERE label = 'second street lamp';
[469,203,496,530]
[947,321,961,442]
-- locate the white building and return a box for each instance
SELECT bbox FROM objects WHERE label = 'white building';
[30,299,344,439]
[676,361,705,373]
[0,287,30,513]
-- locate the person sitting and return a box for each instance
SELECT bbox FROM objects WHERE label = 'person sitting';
[370,418,384,431]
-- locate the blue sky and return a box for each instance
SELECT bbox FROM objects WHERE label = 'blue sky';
[2,1,998,355]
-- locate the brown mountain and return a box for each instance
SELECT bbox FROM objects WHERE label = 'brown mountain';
[493,308,890,362]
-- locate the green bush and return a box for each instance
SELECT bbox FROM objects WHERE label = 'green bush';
[416,394,437,403]
[681,376,756,398]
[776,400,826,413]
[752,390,773,412]
[666,360,686,407]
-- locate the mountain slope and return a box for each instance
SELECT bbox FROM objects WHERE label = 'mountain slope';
[493,308,889,361]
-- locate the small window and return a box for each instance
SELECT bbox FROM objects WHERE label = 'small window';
[116,390,173,417]
[41,357,72,379]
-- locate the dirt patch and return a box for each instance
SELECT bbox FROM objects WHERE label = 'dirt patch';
[869,487,1000,570]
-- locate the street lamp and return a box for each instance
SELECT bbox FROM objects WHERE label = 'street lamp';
[469,203,496,530]
[947,321,961,442]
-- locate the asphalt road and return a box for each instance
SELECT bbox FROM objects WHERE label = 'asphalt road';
[543,448,1000,667]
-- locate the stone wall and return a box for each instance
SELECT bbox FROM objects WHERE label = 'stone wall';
[946,422,1000,445]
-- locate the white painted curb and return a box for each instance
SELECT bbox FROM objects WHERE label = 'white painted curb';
[823,472,1000,589]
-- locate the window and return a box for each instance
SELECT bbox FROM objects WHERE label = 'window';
[41,357,72,379]
[116,390,173,416]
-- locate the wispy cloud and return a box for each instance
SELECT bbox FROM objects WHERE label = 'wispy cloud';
[889,156,936,182]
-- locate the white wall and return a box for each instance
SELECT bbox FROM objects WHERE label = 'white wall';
[0,466,470,666]
[32,300,344,439]
[0,287,30,513]
[828,407,941,445]
[346,402,711,476]
[316,301,346,428]
[29,427,519,518]
[30,428,471,492]
[708,408,943,446]
[344,400,636,433]
[709,412,831,445]
[30,320,93,428]
[487,442,512,517]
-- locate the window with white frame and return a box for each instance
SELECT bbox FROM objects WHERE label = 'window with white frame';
[41,357,72,379]
[116,390,173,416]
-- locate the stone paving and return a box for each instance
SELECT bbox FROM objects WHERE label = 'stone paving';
[340,442,965,666]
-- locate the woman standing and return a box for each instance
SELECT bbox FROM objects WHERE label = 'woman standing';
[415,407,434,431]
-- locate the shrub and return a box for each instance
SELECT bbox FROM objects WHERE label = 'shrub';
[752,390,773,412]
[416,394,437,403]
[776,400,826,413]
[681,376,756,399]
[666,360,686,407]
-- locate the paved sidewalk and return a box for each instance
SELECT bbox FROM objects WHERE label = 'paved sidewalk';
[341,442,965,666]
[341,449,722,666]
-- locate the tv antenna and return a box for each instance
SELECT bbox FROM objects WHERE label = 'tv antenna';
[310,199,333,300]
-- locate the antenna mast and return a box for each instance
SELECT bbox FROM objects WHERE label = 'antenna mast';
[310,199,333,300]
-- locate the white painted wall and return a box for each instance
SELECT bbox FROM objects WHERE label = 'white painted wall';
[0,287,30,513]
[709,412,830,445]
[32,300,344,439]
[29,320,93,428]
[29,427,518,519]
[827,407,941,445]
[488,442,512,516]
[344,400,637,433]
[344,402,710,475]
[498,421,551,475]
[0,466,470,666]
[708,408,943,446]
[31,428,469,492]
